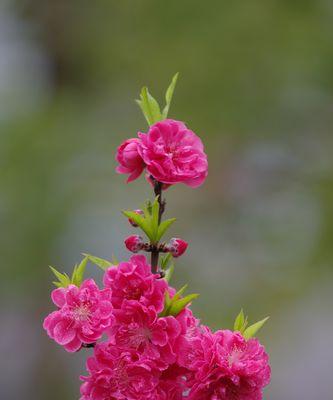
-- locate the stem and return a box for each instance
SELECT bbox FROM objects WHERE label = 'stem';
[151,178,166,273]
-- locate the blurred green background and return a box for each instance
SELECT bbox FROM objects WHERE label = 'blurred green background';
[1,1,333,399]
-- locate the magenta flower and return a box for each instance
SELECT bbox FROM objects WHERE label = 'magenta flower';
[137,119,208,187]
[116,138,145,183]
[80,342,160,400]
[43,279,113,352]
[186,329,271,400]
[110,300,181,366]
[103,255,167,313]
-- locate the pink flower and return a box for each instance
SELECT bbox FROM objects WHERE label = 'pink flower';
[156,364,188,399]
[124,235,145,253]
[80,342,160,400]
[116,138,145,183]
[110,300,181,365]
[103,255,167,313]
[167,238,188,258]
[186,329,271,400]
[43,279,113,352]
[137,119,208,187]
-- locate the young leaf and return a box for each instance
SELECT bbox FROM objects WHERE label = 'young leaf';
[137,87,162,126]
[83,253,113,271]
[71,256,88,286]
[162,72,179,119]
[168,293,199,317]
[173,284,188,302]
[161,253,173,270]
[122,211,154,240]
[234,309,245,332]
[49,266,71,288]
[159,291,172,317]
[243,317,269,340]
[157,218,176,241]
[164,262,174,282]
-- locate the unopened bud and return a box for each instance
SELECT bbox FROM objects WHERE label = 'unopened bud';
[166,238,188,258]
[124,235,144,253]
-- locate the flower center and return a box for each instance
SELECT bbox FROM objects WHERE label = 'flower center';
[73,304,91,321]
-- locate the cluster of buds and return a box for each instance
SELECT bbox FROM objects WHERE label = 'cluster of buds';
[124,235,188,258]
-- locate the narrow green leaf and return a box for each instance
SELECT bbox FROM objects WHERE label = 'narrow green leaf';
[243,317,269,340]
[157,218,176,241]
[159,291,172,317]
[162,72,179,118]
[234,309,245,332]
[83,253,112,271]
[139,87,162,126]
[161,253,173,270]
[49,266,71,287]
[169,293,199,316]
[72,256,88,286]
[173,284,188,302]
[164,263,174,282]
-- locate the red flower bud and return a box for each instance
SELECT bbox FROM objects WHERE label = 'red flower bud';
[124,235,144,253]
[128,209,144,227]
[167,238,188,258]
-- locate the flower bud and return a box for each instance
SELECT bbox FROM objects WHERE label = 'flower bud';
[124,235,144,253]
[166,238,188,258]
[128,209,144,227]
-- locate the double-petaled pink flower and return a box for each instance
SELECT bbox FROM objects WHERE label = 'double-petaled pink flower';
[185,329,271,400]
[80,343,160,400]
[110,300,181,366]
[116,119,208,188]
[43,279,113,352]
[103,255,167,313]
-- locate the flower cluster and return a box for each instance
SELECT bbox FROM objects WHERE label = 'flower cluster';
[43,75,271,399]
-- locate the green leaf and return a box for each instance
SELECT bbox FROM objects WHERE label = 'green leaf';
[243,317,269,339]
[136,87,162,126]
[173,284,188,301]
[122,210,154,240]
[159,284,199,317]
[162,72,179,118]
[157,218,176,241]
[71,256,88,286]
[49,266,71,288]
[164,262,174,282]
[83,253,113,271]
[234,309,246,332]
[168,293,199,317]
[161,253,173,270]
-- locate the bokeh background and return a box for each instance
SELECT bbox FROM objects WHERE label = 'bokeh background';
[1,1,333,399]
